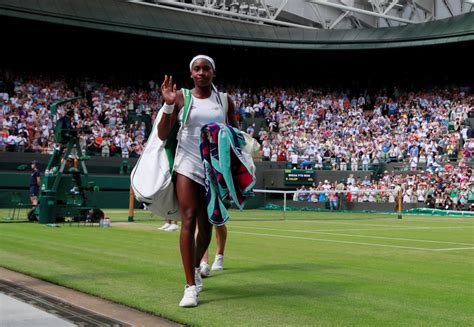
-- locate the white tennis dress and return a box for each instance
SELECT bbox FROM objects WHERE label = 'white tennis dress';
[174,91,225,186]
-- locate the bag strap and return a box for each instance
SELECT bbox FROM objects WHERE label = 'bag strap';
[181,88,192,126]
[163,89,192,176]
[219,92,228,123]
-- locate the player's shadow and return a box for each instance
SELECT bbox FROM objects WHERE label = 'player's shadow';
[200,263,348,305]
[219,262,336,275]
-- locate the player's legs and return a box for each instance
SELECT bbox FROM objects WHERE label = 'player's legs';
[212,225,227,271]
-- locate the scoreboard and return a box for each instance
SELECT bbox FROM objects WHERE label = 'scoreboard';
[284,169,315,185]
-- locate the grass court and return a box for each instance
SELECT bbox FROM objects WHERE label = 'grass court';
[1,209,473,326]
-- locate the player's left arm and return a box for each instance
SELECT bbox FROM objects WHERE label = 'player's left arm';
[227,95,240,129]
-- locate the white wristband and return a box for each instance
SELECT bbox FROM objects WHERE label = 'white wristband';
[162,103,175,114]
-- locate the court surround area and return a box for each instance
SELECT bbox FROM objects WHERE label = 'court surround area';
[1,209,473,326]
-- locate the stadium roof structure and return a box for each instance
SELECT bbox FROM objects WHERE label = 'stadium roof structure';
[0,0,473,49]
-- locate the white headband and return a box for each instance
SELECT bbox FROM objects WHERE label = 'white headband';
[189,55,216,71]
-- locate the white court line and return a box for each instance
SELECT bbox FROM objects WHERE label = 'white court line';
[398,219,474,224]
[286,220,474,228]
[231,225,474,246]
[230,231,474,252]
[230,220,470,231]
[231,231,435,251]
[232,218,399,228]
[229,216,395,226]
[431,247,474,251]
[261,226,467,232]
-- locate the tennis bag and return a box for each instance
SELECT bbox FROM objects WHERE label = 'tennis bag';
[131,89,192,219]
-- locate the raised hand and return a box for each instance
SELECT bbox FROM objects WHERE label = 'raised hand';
[161,75,177,105]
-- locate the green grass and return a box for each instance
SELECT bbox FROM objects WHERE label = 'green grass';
[1,209,473,326]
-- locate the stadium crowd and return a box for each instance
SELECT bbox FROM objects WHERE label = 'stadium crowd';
[238,86,473,172]
[0,75,161,158]
[1,73,473,210]
[1,74,472,163]
[295,159,473,210]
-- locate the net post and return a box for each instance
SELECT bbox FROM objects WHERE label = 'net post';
[283,191,287,220]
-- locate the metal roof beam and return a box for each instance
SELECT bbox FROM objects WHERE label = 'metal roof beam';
[328,10,350,29]
[271,0,289,20]
[309,0,419,24]
[131,0,318,29]
[442,0,455,16]
[260,0,273,20]
[383,0,400,14]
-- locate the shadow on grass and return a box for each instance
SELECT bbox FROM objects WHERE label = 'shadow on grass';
[200,262,348,305]
[200,281,348,305]
[222,262,338,275]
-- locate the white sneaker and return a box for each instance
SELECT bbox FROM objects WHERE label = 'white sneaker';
[200,262,211,277]
[194,267,203,293]
[179,285,198,307]
[158,223,170,230]
[164,224,179,232]
[211,254,224,271]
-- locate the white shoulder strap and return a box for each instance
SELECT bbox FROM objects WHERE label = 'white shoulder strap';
[219,92,228,123]
[181,88,193,126]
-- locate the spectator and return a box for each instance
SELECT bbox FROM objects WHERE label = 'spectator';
[246,123,255,137]
[290,152,298,169]
[262,144,271,161]
[361,152,370,171]
[29,160,40,208]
